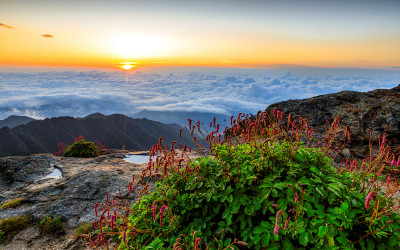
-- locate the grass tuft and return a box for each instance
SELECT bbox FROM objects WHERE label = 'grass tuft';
[1,198,23,209]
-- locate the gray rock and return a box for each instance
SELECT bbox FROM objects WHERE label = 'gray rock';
[266,84,400,148]
[0,150,145,233]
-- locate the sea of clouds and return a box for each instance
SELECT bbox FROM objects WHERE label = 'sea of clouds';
[0,67,399,120]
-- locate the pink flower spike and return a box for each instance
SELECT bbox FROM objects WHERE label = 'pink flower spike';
[195,238,201,250]
[159,205,168,226]
[152,202,158,222]
[391,158,396,166]
[94,203,99,217]
[284,217,290,230]
[163,163,167,176]
[274,226,280,236]
[365,191,377,210]
[123,228,127,243]
[274,210,283,235]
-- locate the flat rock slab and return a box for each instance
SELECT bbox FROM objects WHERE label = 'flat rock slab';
[0,150,147,249]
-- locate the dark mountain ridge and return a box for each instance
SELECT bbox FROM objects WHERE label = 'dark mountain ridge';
[0,114,193,157]
[0,115,36,129]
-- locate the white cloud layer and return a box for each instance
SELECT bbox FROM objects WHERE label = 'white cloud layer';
[0,67,399,120]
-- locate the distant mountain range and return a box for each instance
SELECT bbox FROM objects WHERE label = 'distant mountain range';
[0,113,194,157]
[131,110,231,127]
[0,115,36,129]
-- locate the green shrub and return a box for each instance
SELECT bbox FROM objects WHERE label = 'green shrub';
[1,198,23,209]
[90,112,400,249]
[39,215,63,235]
[0,215,31,241]
[63,136,99,158]
[56,135,108,157]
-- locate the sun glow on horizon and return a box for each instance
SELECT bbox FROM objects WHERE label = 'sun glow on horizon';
[119,62,137,70]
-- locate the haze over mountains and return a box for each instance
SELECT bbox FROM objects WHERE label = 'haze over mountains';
[132,110,231,126]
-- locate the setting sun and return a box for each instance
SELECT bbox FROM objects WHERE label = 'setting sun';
[119,62,137,70]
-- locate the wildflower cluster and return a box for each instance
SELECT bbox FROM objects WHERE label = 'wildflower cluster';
[84,110,400,249]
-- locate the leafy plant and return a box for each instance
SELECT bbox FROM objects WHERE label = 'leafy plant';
[1,198,23,209]
[87,111,400,249]
[39,215,64,235]
[55,135,109,158]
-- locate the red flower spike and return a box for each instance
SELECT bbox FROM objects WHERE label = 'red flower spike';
[194,238,201,250]
[274,210,283,235]
[159,205,168,226]
[94,203,99,217]
[152,202,158,222]
[164,163,168,176]
[365,191,377,210]
[123,228,127,243]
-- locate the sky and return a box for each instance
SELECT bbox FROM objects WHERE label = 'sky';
[1,0,399,69]
[0,0,399,122]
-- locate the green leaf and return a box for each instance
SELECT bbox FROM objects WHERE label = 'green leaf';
[336,231,348,245]
[226,194,233,203]
[282,237,294,249]
[327,236,335,247]
[255,234,263,244]
[262,231,270,247]
[224,238,231,247]
[318,225,327,238]
[315,187,325,197]
[327,186,341,197]
[339,203,348,213]
[299,232,309,246]
[253,226,265,235]
[267,242,281,250]
[232,203,240,213]
[389,235,398,247]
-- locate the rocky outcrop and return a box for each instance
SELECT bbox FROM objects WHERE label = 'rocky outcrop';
[266,84,400,148]
[0,150,148,249]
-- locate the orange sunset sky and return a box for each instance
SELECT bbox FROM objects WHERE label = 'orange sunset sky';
[1,0,399,70]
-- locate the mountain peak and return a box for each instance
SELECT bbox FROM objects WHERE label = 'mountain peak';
[83,113,106,119]
[0,115,36,129]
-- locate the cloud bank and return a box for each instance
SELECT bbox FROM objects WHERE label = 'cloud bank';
[0,67,399,120]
